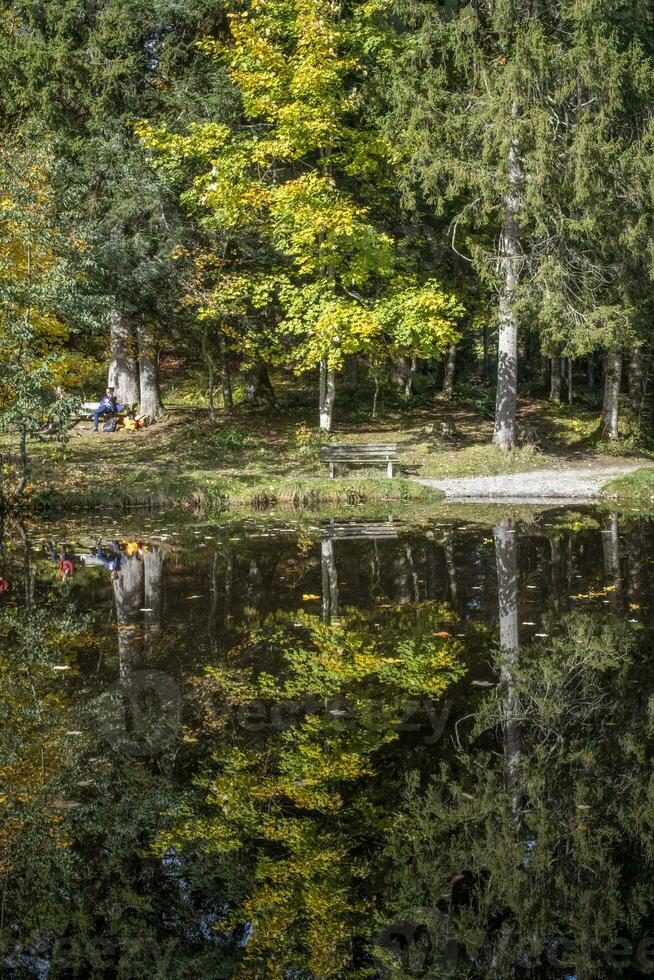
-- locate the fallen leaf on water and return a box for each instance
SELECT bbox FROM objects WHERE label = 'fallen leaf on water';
[140,607,154,612]
[472,680,494,688]
[53,665,70,672]
[434,630,451,638]
[185,595,202,600]
[577,823,589,831]
[52,800,81,810]
[66,731,83,737]
[302,594,320,601]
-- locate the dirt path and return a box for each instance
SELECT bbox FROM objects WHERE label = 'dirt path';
[416,462,647,501]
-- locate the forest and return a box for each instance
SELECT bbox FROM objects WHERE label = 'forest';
[1,0,654,505]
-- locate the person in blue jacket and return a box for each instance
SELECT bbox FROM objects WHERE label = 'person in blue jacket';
[92,387,122,432]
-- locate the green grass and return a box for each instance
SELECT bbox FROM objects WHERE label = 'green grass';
[4,377,652,514]
[601,467,654,509]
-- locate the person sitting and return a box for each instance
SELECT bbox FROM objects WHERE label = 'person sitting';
[92,387,122,432]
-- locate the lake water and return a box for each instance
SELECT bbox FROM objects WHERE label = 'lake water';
[1,506,653,978]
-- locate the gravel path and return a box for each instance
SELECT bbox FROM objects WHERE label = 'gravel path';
[416,464,645,501]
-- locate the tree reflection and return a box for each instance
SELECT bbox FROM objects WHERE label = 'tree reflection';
[380,603,652,978]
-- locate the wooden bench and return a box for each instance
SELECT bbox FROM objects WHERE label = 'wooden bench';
[320,443,398,479]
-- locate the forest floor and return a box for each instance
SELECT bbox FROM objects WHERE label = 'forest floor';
[8,378,654,512]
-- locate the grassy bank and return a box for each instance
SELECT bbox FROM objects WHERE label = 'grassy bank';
[4,385,650,514]
[27,474,439,513]
[601,467,654,510]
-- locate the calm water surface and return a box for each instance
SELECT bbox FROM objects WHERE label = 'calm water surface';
[1,507,653,978]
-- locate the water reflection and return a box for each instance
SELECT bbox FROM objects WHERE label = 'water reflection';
[0,509,652,977]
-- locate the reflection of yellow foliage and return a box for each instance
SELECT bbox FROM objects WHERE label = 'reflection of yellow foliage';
[170,600,466,976]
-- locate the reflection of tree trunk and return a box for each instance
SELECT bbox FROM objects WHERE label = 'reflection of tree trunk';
[393,550,413,605]
[444,535,458,610]
[370,540,381,597]
[143,547,164,659]
[208,552,220,645]
[224,551,234,627]
[602,513,622,609]
[425,533,437,601]
[404,544,419,602]
[321,539,339,624]
[550,536,563,613]
[626,523,643,601]
[108,310,139,405]
[113,557,144,679]
[248,559,264,613]
[494,519,523,824]
[587,354,595,391]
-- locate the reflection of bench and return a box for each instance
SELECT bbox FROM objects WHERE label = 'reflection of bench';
[320,444,398,479]
[322,520,398,540]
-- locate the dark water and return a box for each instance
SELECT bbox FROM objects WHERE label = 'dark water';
[1,507,654,978]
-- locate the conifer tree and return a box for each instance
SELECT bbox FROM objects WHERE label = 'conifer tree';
[386,0,654,448]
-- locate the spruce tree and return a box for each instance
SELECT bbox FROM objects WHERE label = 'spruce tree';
[386,0,654,448]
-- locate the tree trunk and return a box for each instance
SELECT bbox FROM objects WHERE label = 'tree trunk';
[391,357,413,396]
[629,347,643,417]
[602,352,622,441]
[405,357,417,400]
[371,372,380,420]
[492,120,522,452]
[482,325,490,378]
[443,345,457,400]
[219,333,233,412]
[137,321,164,420]
[319,359,336,432]
[539,355,549,387]
[343,357,358,393]
[201,325,216,422]
[586,354,595,391]
[108,310,139,405]
[567,356,573,406]
[243,363,274,405]
[14,425,28,499]
[549,354,562,402]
